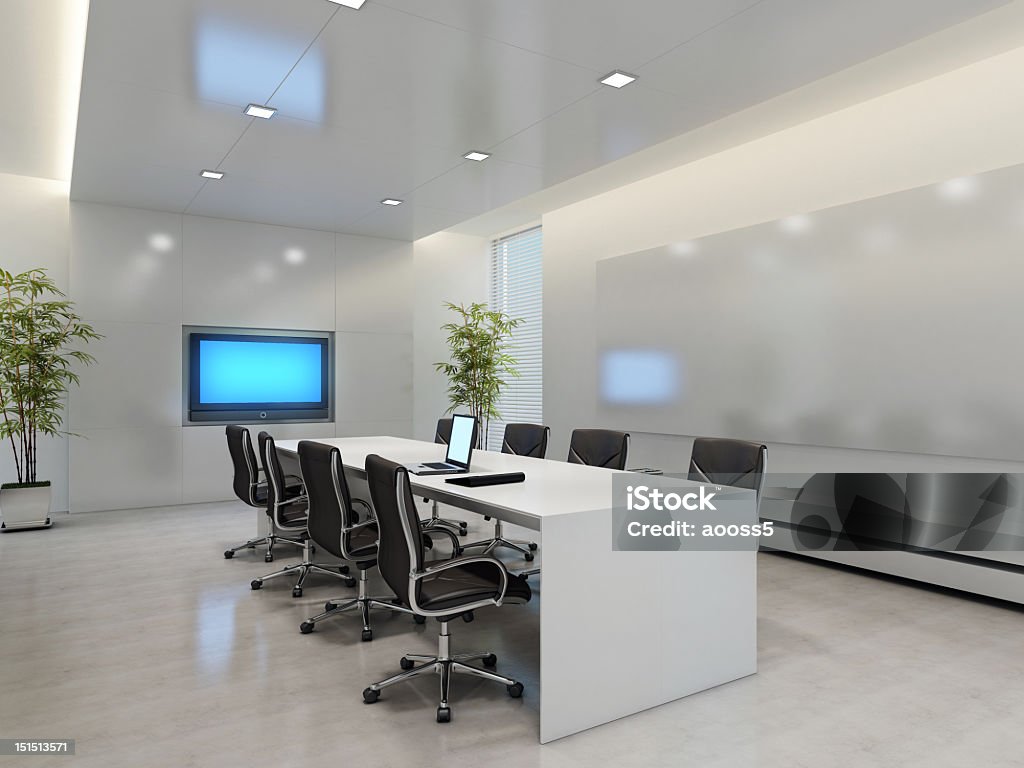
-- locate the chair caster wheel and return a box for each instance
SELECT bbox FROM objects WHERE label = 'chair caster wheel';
[524,552,535,562]
[483,654,497,668]
[413,614,426,625]
[363,688,380,704]
[458,529,467,537]
[292,587,303,598]
[250,579,262,590]
[436,706,451,723]
[223,550,234,559]
[507,682,524,699]
[344,576,357,588]
[300,622,315,634]
[265,553,274,563]
[361,629,373,642]
[462,611,474,623]
[528,543,538,551]
[400,657,415,670]
[339,565,350,575]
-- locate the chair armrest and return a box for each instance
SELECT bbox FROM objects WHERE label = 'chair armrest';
[418,524,462,556]
[407,555,509,617]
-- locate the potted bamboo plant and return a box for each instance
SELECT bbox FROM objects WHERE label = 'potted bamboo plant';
[0,268,99,531]
[434,301,522,449]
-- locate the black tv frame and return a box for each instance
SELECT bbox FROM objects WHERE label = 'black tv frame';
[186,330,332,424]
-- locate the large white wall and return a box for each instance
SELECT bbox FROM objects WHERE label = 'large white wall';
[541,43,1024,473]
[411,231,489,441]
[0,172,73,512]
[67,202,413,513]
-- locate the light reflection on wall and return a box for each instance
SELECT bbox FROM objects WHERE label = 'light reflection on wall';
[600,349,681,406]
[194,19,325,122]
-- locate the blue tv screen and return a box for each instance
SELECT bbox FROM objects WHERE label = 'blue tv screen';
[188,333,330,421]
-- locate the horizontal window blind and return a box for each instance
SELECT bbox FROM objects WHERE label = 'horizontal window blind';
[487,226,542,451]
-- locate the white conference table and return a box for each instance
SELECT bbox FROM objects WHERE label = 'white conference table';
[276,435,757,743]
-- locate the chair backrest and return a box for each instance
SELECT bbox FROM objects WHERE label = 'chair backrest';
[257,431,286,517]
[435,415,480,449]
[687,437,768,509]
[226,425,260,506]
[568,429,630,470]
[434,418,453,445]
[501,423,550,458]
[365,454,424,606]
[298,441,356,559]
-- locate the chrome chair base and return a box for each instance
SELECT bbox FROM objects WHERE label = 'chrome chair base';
[299,568,421,640]
[362,620,524,722]
[223,532,304,563]
[420,499,468,537]
[462,519,537,561]
[250,540,353,597]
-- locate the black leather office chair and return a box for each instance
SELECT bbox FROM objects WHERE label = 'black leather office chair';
[567,428,630,469]
[361,454,532,723]
[687,437,768,511]
[297,441,436,639]
[420,416,479,537]
[462,423,549,560]
[223,425,304,562]
[250,432,352,597]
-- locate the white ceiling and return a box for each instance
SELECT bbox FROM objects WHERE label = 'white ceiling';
[69,0,1010,240]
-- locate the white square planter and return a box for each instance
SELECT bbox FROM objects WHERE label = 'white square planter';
[0,483,52,531]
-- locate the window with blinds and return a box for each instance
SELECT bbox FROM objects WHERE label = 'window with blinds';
[487,225,542,451]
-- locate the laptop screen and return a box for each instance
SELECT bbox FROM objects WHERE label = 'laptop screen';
[446,415,475,468]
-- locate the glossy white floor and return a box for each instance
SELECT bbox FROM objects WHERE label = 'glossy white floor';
[1,502,1022,767]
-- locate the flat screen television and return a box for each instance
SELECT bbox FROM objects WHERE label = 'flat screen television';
[187,331,331,423]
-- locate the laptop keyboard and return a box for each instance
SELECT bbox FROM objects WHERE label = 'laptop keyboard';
[423,462,452,470]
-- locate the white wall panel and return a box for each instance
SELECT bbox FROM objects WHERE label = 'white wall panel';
[335,332,412,423]
[335,234,413,333]
[181,215,335,330]
[411,232,488,440]
[69,321,181,430]
[0,173,70,287]
[70,202,182,323]
[70,427,182,512]
[59,202,416,512]
[181,422,337,505]
[0,173,71,511]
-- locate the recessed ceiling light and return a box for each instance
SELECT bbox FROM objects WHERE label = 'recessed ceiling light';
[200,170,224,180]
[244,103,277,119]
[463,151,491,162]
[600,70,637,88]
[326,0,367,8]
[381,198,403,206]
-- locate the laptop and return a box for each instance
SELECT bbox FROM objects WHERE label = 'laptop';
[405,414,476,476]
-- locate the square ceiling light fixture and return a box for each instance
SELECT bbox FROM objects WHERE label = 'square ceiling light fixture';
[327,0,367,8]
[463,151,491,162]
[244,103,277,119]
[600,70,637,88]
[380,198,403,206]
[200,170,225,180]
